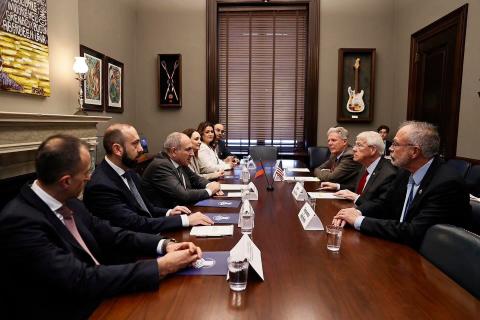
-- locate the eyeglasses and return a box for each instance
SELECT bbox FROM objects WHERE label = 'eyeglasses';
[354,142,371,149]
[391,141,417,148]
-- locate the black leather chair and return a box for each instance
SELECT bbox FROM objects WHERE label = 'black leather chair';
[420,224,480,298]
[308,146,330,169]
[470,200,480,235]
[249,146,278,161]
[446,159,471,178]
[465,165,480,197]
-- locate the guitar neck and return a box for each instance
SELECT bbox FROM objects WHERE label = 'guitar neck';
[354,67,359,92]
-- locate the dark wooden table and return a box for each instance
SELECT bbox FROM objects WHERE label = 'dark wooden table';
[92,161,479,319]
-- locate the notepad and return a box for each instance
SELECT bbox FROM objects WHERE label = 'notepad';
[190,225,234,237]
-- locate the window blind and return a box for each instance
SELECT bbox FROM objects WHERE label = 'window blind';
[218,8,307,154]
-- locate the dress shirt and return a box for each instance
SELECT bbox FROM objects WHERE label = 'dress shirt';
[354,158,434,230]
[104,157,189,227]
[31,180,168,255]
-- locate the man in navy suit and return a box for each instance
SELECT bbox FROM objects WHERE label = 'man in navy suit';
[0,134,202,319]
[320,131,397,218]
[84,124,213,233]
[334,122,471,248]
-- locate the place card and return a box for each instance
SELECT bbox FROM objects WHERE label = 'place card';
[190,225,234,237]
[308,192,344,200]
[229,234,264,280]
[292,182,307,201]
[284,176,320,182]
[238,200,255,227]
[298,202,324,231]
[247,181,258,200]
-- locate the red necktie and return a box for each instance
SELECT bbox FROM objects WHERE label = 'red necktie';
[356,171,369,194]
[58,205,100,265]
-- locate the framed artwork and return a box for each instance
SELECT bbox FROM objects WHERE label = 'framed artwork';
[158,54,182,107]
[337,48,376,122]
[80,45,104,112]
[104,56,124,113]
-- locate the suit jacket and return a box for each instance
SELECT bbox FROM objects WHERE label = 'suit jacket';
[314,147,362,186]
[359,157,471,248]
[142,152,211,208]
[83,160,182,234]
[341,157,397,215]
[216,139,233,159]
[0,186,161,320]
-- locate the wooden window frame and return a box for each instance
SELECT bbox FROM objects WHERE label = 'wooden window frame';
[207,0,319,153]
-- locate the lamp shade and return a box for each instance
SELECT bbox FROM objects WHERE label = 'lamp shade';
[73,57,88,74]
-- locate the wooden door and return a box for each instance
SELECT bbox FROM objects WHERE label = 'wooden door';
[407,5,468,159]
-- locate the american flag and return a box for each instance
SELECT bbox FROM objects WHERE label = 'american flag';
[273,160,285,181]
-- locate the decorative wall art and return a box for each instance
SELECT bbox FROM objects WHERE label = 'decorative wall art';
[104,56,123,113]
[80,45,104,111]
[0,0,50,96]
[158,53,182,108]
[337,48,376,122]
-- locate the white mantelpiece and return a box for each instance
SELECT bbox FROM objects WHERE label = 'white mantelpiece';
[0,112,111,179]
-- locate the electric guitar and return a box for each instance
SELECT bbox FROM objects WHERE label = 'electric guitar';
[346,58,365,113]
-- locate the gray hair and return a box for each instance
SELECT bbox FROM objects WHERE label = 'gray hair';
[399,121,440,158]
[327,127,348,140]
[357,131,384,154]
[163,132,185,151]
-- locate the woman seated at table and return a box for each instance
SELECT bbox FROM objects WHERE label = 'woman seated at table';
[197,121,237,173]
[183,128,224,180]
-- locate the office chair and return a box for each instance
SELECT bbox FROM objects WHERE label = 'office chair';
[308,146,330,169]
[249,146,278,161]
[465,165,480,197]
[446,159,471,178]
[420,224,480,299]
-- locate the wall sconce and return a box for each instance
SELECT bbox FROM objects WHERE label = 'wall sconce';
[73,57,88,115]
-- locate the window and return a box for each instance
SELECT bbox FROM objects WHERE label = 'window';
[217,7,307,155]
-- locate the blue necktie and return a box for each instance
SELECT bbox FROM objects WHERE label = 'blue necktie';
[123,171,152,216]
[402,176,416,222]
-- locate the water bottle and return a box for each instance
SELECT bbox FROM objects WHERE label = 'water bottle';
[241,164,250,184]
[241,207,254,234]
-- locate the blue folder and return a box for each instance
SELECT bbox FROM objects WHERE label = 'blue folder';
[194,198,241,208]
[177,251,229,276]
[205,213,239,224]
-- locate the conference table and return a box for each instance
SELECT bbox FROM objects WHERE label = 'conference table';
[92,161,479,319]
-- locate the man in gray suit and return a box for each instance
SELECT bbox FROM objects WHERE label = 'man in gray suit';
[143,132,222,209]
[320,131,397,218]
[314,127,362,186]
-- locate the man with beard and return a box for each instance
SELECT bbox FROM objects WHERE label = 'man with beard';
[333,121,471,248]
[84,124,213,234]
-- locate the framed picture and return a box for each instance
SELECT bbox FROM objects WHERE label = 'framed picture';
[104,56,124,113]
[80,45,104,112]
[337,48,376,122]
[158,54,182,108]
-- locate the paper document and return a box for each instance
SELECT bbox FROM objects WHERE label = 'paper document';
[221,184,249,191]
[284,176,320,182]
[190,225,234,237]
[308,192,344,200]
[226,192,242,198]
[287,168,310,172]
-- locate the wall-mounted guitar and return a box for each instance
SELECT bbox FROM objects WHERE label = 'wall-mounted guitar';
[346,58,365,113]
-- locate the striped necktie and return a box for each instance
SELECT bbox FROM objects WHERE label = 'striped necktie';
[123,171,152,216]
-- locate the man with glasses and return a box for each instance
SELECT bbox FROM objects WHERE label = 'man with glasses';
[333,121,471,248]
[142,132,221,212]
[320,131,397,216]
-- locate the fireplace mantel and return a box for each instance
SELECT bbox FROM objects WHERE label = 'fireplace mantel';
[0,111,111,179]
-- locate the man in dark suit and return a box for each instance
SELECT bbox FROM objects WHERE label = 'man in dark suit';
[377,124,392,156]
[143,132,222,209]
[334,122,471,248]
[320,131,397,216]
[0,134,202,319]
[214,123,237,161]
[314,126,362,186]
[84,124,213,233]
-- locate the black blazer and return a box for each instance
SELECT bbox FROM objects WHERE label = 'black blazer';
[142,152,211,208]
[359,157,471,248]
[83,160,182,234]
[341,157,397,215]
[217,139,233,159]
[0,186,161,320]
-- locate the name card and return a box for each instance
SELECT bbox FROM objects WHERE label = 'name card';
[229,234,264,280]
[298,202,324,231]
[292,182,307,201]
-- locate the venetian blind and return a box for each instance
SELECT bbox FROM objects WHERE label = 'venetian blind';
[218,7,307,154]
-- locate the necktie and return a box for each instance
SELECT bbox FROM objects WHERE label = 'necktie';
[123,171,152,216]
[402,176,416,222]
[177,167,186,189]
[57,205,100,265]
[356,170,369,194]
[331,157,339,171]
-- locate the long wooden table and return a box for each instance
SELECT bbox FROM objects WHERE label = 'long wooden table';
[92,161,479,319]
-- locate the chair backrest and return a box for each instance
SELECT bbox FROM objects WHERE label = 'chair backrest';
[465,165,480,197]
[446,159,471,178]
[249,146,278,161]
[470,200,480,235]
[308,146,330,169]
[420,224,480,299]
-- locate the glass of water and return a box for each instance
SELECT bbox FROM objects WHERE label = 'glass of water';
[326,224,343,252]
[228,257,249,291]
